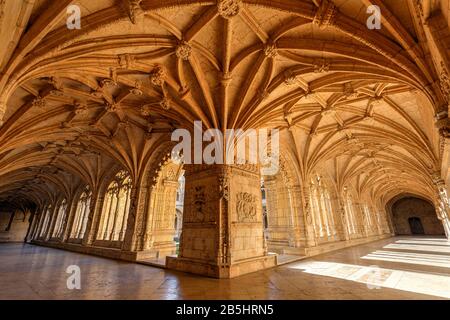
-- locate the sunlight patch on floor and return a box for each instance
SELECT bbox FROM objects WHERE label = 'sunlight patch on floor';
[288,260,450,298]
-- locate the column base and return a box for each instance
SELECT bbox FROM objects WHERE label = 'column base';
[166,254,277,278]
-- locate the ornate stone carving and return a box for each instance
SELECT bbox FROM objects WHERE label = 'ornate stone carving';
[105,102,120,113]
[344,82,357,98]
[74,102,88,115]
[127,0,143,24]
[118,53,136,69]
[263,43,278,58]
[236,192,257,222]
[218,174,229,201]
[149,65,166,86]
[130,81,143,96]
[284,70,297,85]
[160,97,172,110]
[313,58,330,73]
[193,186,207,221]
[217,0,241,19]
[313,0,337,29]
[440,61,450,102]
[175,41,192,61]
[32,96,46,109]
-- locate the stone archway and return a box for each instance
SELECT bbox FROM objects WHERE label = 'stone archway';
[390,196,445,236]
[262,153,306,254]
[142,159,184,258]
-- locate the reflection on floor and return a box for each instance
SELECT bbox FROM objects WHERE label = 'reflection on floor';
[0,236,448,299]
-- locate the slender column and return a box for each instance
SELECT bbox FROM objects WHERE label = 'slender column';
[288,184,307,248]
[301,185,317,247]
[82,193,103,246]
[336,196,350,241]
[167,164,276,278]
[61,197,78,242]
[121,186,143,251]
[78,201,89,239]
[34,206,47,239]
[119,188,131,241]
[104,192,117,240]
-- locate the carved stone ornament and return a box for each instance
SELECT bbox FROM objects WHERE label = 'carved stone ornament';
[149,65,166,87]
[32,96,46,108]
[313,0,337,29]
[193,185,207,221]
[175,41,192,61]
[217,0,242,19]
[74,102,88,115]
[218,174,229,201]
[440,61,450,102]
[128,0,143,24]
[263,43,278,58]
[236,192,257,222]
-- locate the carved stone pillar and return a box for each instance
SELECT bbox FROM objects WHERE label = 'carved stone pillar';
[301,185,317,247]
[82,194,103,246]
[60,197,77,242]
[121,185,165,259]
[288,184,308,248]
[337,196,350,241]
[432,173,450,240]
[166,164,276,278]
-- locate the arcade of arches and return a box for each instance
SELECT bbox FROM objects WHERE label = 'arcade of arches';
[1,0,450,279]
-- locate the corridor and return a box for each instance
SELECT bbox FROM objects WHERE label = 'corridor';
[0,236,448,300]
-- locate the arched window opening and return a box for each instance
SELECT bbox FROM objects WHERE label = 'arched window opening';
[70,186,92,240]
[39,205,52,238]
[52,199,68,238]
[97,170,132,242]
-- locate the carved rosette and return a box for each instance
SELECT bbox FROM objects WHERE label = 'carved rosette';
[217,0,242,19]
[149,65,166,87]
[32,96,46,109]
[263,43,278,59]
[175,42,192,61]
[105,102,119,113]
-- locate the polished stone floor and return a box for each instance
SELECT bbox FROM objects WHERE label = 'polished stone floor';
[0,236,449,300]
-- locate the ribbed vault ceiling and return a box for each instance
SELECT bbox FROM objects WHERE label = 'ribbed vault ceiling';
[0,0,446,209]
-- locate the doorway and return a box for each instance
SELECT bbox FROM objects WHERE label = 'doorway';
[408,217,425,235]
